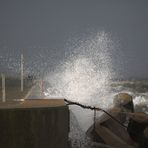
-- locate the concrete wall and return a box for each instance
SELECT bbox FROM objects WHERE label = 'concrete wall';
[0,102,69,148]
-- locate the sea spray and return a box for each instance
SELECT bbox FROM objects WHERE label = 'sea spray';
[44,31,118,147]
[45,31,116,107]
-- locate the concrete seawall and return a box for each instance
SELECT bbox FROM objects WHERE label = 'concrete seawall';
[0,99,69,148]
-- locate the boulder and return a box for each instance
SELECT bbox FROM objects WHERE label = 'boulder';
[86,107,138,148]
[127,112,148,147]
[144,127,148,138]
[97,107,126,124]
[95,124,136,148]
[86,107,126,142]
[140,127,148,148]
[114,93,134,112]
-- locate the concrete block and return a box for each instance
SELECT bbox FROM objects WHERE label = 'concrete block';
[0,99,69,148]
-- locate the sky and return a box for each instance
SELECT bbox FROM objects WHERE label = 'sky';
[0,0,148,79]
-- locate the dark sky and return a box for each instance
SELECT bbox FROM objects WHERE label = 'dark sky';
[0,0,148,79]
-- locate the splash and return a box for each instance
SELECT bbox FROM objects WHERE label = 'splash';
[45,31,116,108]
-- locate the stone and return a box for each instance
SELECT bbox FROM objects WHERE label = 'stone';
[127,112,148,146]
[114,93,134,112]
[86,107,137,148]
[95,124,135,148]
[144,127,148,138]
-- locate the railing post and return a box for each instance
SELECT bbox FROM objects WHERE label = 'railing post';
[1,73,6,102]
[21,54,24,92]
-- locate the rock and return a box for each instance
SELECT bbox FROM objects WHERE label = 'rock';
[144,127,148,138]
[86,107,137,148]
[95,124,136,148]
[86,125,105,144]
[114,93,134,112]
[97,107,126,124]
[127,112,148,146]
[139,127,148,148]
[129,112,148,123]
[86,107,126,142]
